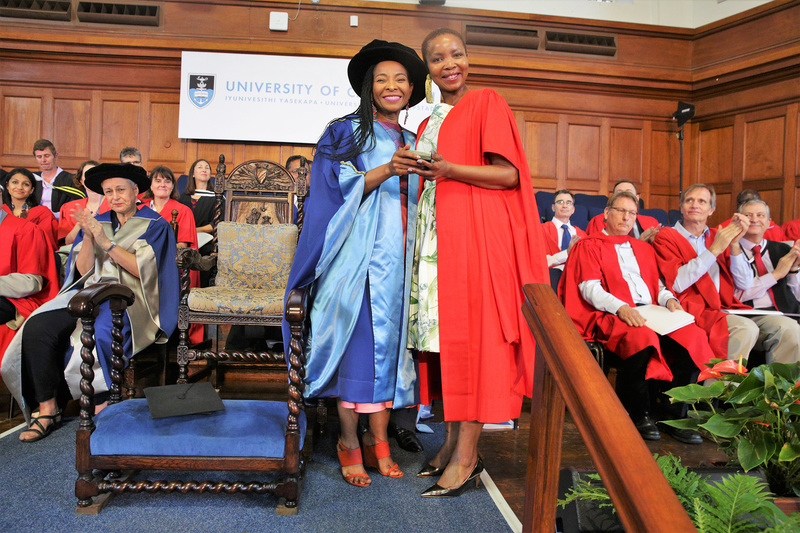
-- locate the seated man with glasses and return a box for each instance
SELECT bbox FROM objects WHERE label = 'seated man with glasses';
[586,180,661,243]
[560,191,713,444]
[543,189,586,288]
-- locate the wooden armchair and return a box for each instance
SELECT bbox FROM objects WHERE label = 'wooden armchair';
[175,155,308,388]
[70,281,309,513]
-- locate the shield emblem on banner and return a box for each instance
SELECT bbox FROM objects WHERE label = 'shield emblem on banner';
[189,74,215,108]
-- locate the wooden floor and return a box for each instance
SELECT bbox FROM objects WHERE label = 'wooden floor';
[0,377,729,528]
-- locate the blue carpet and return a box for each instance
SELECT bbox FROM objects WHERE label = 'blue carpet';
[0,418,512,533]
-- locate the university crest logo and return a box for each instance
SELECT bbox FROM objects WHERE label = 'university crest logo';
[189,74,215,109]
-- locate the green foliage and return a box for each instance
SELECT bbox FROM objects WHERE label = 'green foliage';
[557,454,796,532]
[664,361,800,497]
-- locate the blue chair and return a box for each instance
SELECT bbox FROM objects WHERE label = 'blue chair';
[69,283,309,514]
[571,204,590,231]
[639,208,669,226]
[535,190,555,222]
[668,209,682,225]
[574,193,608,211]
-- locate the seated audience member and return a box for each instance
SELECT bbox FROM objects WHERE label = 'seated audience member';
[735,199,800,364]
[31,138,84,217]
[58,160,110,245]
[0,163,179,442]
[286,154,312,181]
[653,183,758,362]
[585,179,661,242]
[141,166,202,344]
[544,189,586,289]
[560,191,713,444]
[0,211,59,363]
[177,158,215,257]
[2,168,58,250]
[782,216,800,242]
[119,146,143,167]
[718,189,787,242]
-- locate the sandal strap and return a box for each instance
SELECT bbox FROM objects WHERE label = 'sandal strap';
[365,438,391,461]
[337,440,364,468]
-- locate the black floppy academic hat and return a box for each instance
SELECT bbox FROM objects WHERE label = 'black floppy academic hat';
[347,39,427,108]
[84,163,150,194]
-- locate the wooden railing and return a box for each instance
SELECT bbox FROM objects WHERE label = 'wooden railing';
[521,283,695,532]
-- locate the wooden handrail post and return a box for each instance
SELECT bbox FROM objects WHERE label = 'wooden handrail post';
[521,283,695,533]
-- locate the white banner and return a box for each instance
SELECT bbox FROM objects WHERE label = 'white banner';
[179,51,437,144]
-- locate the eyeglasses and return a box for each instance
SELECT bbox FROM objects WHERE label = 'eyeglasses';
[609,206,638,217]
[555,200,574,206]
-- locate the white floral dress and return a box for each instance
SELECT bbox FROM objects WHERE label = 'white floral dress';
[408,103,452,352]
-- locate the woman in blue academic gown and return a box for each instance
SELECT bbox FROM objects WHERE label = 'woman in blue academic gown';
[283,40,426,487]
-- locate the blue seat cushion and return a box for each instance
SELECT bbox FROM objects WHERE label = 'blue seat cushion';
[90,399,306,457]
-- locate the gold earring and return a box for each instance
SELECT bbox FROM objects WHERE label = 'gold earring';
[425,75,434,104]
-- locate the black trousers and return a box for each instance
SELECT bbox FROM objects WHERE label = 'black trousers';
[609,335,698,420]
[20,308,76,408]
[0,297,17,324]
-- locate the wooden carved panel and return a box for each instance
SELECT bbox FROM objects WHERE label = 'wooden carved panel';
[743,115,785,180]
[100,99,140,161]
[149,102,185,163]
[759,188,784,224]
[698,125,734,185]
[524,119,558,182]
[650,128,680,194]
[566,123,601,183]
[3,96,42,156]
[54,98,91,159]
[609,126,643,183]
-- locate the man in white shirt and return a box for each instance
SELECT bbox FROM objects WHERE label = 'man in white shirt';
[561,191,713,444]
[31,138,83,218]
[543,190,586,288]
[736,199,800,364]
[653,183,759,362]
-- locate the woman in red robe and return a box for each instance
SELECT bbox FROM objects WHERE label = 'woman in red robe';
[140,165,202,344]
[2,168,58,251]
[408,28,548,498]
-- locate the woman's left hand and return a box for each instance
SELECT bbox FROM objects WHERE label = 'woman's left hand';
[414,153,450,181]
[73,205,111,248]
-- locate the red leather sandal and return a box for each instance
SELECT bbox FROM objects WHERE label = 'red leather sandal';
[337,439,371,487]
[362,432,404,478]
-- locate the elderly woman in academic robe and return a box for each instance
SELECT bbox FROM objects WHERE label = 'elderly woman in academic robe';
[0,163,179,442]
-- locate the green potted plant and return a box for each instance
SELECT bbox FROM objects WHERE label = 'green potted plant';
[559,454,800,532]
[664,360,800,499]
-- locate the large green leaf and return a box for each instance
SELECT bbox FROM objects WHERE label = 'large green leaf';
[661,418,701,430]
[728,373,767,404]
[700,414,747,438]
[738,437,768,471]
[667,381,725,402]
[778,441,800,462]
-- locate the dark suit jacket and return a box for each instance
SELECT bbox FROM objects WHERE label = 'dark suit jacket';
[34,170,84,214]
[744,240,800,314]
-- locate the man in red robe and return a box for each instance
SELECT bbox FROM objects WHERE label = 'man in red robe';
[0,210,59,364]
[585,180,661,241]
[653,184,758,362]
[561,191,713,444]
[544,189,586,288]
[718,189,787,241]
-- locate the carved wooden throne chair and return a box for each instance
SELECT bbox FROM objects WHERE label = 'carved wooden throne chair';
[70,282,309,513]
[175,155,308,388]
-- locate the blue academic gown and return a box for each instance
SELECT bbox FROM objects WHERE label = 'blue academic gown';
[282,117,418,408]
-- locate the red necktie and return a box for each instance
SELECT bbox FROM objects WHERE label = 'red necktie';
[752,245,778,309]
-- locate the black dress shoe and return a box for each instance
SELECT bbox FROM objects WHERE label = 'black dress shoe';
[388,421,423,453]
[417,463,445,477]
[659,423,702,445]
[632,412,660,441]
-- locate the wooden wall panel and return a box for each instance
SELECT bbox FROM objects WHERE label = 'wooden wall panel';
[743,115,785,180]
[54,98,91,159]
[149,101,185,164]
[523,118,559,189]
[609,126,643,184]
[648,124,683,212]
[100,99,141,162]
[566,122,601,185]
[3,96,42,157]
[697,125,734,185]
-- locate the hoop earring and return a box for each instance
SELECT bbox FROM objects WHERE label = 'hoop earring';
[425,75,434,104]
[404,103,410,125]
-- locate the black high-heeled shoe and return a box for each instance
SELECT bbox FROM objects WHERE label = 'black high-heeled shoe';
[420,456,484,498]
[417,463,445,477]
